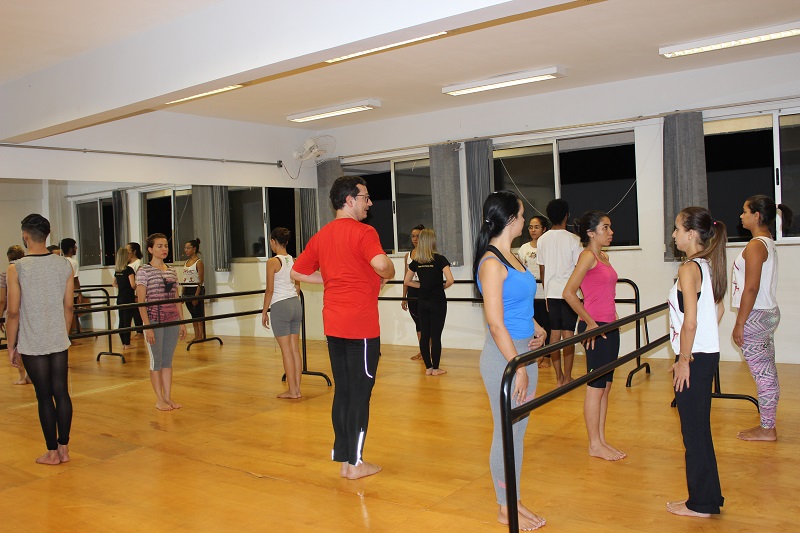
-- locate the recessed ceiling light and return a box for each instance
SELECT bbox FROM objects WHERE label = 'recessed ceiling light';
[287,99,382,123]
[166,85,243,104]
[442,66,565,96]
[325,32,447,63]
[659,21,800,58]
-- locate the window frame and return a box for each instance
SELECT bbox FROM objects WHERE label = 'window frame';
[227,186,300,260]
[74,198,108,268]
[141,187,193,264]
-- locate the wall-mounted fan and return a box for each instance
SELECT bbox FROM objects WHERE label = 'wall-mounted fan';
[293,135,336,161]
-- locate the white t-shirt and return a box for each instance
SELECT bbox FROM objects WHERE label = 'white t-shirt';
[535,229,581,299]
[129,258,142,272]
[66,256,79,277]
[516,242,544,300]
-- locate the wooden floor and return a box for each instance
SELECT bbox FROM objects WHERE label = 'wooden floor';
[1,334,798,533]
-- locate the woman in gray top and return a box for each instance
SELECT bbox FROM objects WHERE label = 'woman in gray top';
[6,214,74,465]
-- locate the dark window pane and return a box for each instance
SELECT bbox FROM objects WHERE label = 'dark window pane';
[779,115,800,237]
[174,192,194,261]
[361,172,394,254]
[229,188,264,258]
[101,198,115,266]
[146,196,174,263]
[558,140,639,246]
[267,188,297,257]
[77,202,101,266]
[705,128,774,242]
[395,159,432,252]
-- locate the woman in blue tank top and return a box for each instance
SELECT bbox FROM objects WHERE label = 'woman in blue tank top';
[473,191,547,531]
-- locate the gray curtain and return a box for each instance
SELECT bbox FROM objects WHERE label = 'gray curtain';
[192,185,232,286]
[211,186,232,271]
[465,138,495,252]
[316,159,343,227]
[111,189,128,252]
[663,112,708,261]
[298,188,319,251]
[429,142,463,266]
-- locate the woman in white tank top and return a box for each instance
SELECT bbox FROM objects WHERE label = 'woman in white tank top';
[262,228,302,399]
[731,195,790,442]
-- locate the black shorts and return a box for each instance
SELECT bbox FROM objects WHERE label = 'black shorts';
[183,286,205,319]
[533,299,550,342]
[578,321,620,388]
[547,298,578,331]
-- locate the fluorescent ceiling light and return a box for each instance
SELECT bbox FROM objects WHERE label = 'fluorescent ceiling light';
[443,66,565,96]
[166,85,243,104]
[659,21,800,58]
[287,99,382,123]
[325,32,447,63]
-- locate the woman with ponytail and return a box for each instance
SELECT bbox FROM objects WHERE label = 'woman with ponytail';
[474,190,547,531]
[731,195,792,441]
[667,207,727,518]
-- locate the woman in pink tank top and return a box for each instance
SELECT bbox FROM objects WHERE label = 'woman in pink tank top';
[564,210,624,462]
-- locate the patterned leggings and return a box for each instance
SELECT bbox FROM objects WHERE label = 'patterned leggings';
[742,307,781,429]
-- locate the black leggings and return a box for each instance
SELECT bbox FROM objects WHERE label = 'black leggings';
[118,303,136,345]
[21,350,72,450]
[419,298,447,369]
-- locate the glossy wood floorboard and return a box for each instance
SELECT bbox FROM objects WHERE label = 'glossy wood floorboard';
[1,335,798,532]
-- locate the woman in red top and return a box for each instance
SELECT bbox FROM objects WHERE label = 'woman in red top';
[564,210,625,461]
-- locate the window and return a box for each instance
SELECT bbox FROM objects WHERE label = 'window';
[228,187,298,258]
[493,132,639,247]
[494,144,556,248]
[559,133,639,246]
[342,157,434,254]
[779,113,800,237]
[704,116,775,243]
[75,198,116,267]
[143,188,194,263]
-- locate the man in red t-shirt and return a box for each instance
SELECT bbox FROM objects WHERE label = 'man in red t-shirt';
[292,176,395,480]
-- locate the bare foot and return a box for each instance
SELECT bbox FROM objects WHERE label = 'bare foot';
[666,501,710,517]
[12,378,31,385]
[538,357,551,368]
[57,444,70,463]
[602,442,627,458]
[122,344,134,350]
[346,461,381,480]
[499,503,546,531]
[431,368,447,376]
[589,443,623,461]
[167,400,182,409]
[35,450,61,465]
[276,391,302,399]
[410,353,422,360]
[155,401,173,411]
[425,368,433,375]
[339,462,349,478]
[738,426,777,441]
[667,499,687,506]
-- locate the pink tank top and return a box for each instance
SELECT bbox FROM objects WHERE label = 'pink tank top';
[580,253,617,323]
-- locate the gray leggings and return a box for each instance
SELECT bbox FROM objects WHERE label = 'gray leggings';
[147,325,180,371]
[480,334,538,506]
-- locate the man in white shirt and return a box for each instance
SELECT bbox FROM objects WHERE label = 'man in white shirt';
[537,199,581,387]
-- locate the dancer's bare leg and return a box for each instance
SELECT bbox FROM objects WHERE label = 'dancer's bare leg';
[561,330,575,383]
[549,331,564,386]
[598,383,625,458]
[498,502,546,531]
[666,501,710,517]
[150,370,172,411]
[738,426,777,441]
[346,461,381,479]
[538,355,551,368]
[162,368,181,409]
[35,450,61,465]
[57,444,70,463]
[276,334,302,398]
[585,386,622,461]
[339,462,348,478]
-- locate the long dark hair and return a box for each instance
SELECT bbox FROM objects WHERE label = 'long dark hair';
[678,207,728,303]
[472,190,521,281]
[746,194,793,237]
[576,210,609,246]
[127,242,143,260]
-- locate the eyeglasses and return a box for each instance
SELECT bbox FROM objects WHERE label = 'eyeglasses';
[355,194,371,201]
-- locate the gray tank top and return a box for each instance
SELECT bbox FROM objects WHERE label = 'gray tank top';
[15,254,73,355]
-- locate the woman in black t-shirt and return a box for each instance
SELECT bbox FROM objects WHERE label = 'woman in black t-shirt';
[404,229,454,375]
[112,247,137,349]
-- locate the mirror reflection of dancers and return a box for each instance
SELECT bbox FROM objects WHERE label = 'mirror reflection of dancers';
[474,191,547,531]
[517,216,552,368]
[136,233,186,411]
[112,247,137,350]
[731,196,791,441]
[402,224,424,361]
[182,238,205,342]
[667,207,727,518]
[6,214,74,465]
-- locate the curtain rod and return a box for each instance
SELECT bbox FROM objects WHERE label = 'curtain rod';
[0,142,282,167]
[339,93,800,160]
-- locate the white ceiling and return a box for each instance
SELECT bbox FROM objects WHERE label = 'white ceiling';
[2,0,800,137]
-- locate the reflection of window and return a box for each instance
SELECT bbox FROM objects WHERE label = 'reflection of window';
[342,158,434,254]
[395,159,432,252]
[779,114,800,237]
[559,133,639,246]
[143,189,194,263]
[704,116,774,243]
[228,187,298,258]
[76,198,116,267]
[494,144,556,248]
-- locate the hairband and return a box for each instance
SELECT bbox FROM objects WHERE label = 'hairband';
[484,218,490,223]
